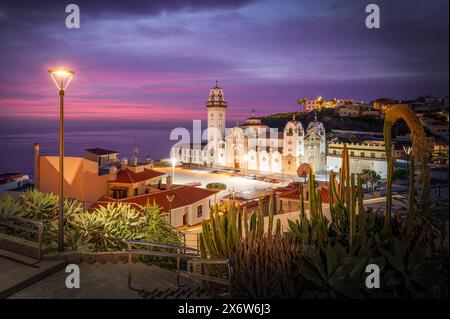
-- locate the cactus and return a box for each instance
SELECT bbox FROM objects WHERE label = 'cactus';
[201,195,276,259]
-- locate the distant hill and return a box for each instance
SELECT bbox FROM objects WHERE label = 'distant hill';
[261,109,384,132]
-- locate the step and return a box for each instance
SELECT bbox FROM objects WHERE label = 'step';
[9,261,209,299]
[0,250,66,299]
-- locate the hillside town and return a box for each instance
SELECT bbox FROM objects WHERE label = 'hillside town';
[3,82,447,233]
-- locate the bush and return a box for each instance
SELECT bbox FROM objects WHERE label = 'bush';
[0,190,181,255]
[206,182,227,191]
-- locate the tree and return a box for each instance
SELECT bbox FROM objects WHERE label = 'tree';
[206,182,227,191]
[361,169,381,191]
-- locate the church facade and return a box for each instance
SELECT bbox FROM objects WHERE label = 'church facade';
[171,83,327,176]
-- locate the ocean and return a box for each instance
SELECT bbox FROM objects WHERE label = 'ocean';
[0,119,201,178]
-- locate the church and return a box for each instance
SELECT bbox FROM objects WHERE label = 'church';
[171,82,327,176]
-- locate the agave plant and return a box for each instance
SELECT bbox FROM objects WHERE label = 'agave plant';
[64,228,92,251]
[298,243,369,299]
[20,189,58,221]
[0,194,23,216]
[380,240,448,298]
[87,203,147,251]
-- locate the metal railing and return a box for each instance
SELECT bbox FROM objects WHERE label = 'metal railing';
[188,258,233,294]
[124,239,200,288]
[0,213,44,260]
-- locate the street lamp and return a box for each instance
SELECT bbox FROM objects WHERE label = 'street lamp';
[48,67,75,252]
[166,192,175,227]
[171,157,177,183]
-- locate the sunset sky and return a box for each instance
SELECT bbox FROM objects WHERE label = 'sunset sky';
[0,0,448,121]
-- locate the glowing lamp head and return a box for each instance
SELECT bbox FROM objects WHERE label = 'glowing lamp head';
[48,68,75,90]
[171,158,177,167]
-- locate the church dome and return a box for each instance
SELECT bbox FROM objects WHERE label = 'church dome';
[206,81,227,108]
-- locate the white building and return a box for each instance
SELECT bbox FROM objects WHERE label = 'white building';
[172,83,327,175]
[327,140,389,178]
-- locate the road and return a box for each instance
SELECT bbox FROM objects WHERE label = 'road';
[155,166,280,194]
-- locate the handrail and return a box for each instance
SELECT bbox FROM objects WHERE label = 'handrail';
[124,239,200,288]
[188,258,233,294]
[125,239,199,252]
[0,213,44,260]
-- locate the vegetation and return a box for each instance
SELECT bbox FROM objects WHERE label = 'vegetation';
[261,109,387,134]
[0,190,181,253]
[206,183,227,191]
[199,107,448,299]
[360,169,381,191]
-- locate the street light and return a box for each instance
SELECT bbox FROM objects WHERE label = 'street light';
[48,67,75,252]
[166,192,175,227]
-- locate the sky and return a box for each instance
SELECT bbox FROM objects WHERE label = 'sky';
[0,0,448,122]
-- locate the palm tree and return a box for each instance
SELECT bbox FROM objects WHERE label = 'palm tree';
[297,97,308,110]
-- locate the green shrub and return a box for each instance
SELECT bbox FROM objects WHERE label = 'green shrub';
[206,182,227,191]
[0,192,181,257]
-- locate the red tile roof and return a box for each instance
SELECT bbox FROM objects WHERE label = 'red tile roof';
[92,186,218,212]
[279,186,330,203]
[112,169,165,184]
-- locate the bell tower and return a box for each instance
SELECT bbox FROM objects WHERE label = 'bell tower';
[206,81,227,163]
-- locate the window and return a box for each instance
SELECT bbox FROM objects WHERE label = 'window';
[197,205,203,218]
[134,188,138,196]
[360,152,365,158]
[371,152,376,158]
[350,151,355,157]
[112,188,127,199]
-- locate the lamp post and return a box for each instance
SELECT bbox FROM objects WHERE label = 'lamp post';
[48,68,75,252]
[166,192,175,227]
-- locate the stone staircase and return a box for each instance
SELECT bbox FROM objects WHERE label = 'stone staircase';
[9,261,208,299]
[0,249,66,298]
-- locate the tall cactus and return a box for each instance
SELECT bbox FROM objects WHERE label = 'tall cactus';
[201,195,277,259]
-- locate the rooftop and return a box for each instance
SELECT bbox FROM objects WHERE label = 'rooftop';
[85,148,119,156]
[94,185,218,211]
[0,173,27,184]
[112,169,166,184]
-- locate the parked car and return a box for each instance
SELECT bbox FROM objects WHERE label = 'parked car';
[185,182,201,187]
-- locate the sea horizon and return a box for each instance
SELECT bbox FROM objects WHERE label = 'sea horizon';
[0,117,234,177]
